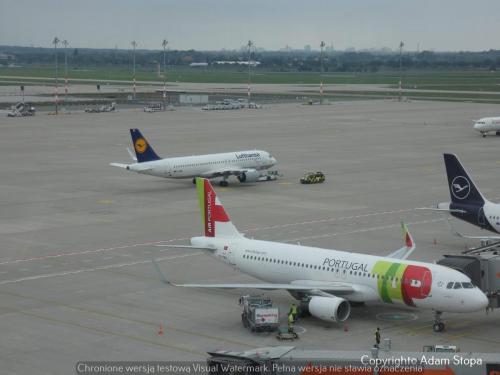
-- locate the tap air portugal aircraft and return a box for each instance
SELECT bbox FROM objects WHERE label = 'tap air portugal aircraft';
[153,178,488,333]
[473,116,500,137]
[423,153,500,241]
[110,129,277,186]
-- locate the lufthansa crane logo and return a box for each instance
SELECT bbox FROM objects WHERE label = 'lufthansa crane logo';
[451,176,470,200]
[134,138,147,154]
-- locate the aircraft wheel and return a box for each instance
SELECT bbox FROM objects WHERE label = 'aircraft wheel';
[219,180,229,187]
[482,133,486,138]
[433,322,445,332]
[192,178,196,184]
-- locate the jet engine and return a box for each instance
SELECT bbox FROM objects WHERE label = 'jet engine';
[307,296,351,322]
[237,169,260,183]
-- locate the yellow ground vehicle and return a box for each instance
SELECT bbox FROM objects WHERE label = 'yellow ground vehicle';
[300,171,325,184]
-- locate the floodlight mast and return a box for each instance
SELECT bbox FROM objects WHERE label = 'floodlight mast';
[247,40,253,101]
[162,39,168,108]
[399,41,404,102]
[131,40,137,100]
[320,40,326,103]
[53,37,60,114]
[63,40,69,102]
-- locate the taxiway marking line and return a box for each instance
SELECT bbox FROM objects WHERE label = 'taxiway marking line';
[0,208,426,266]
[10,307,206,357]
[0,253,200,285]
[287,218,444,242]
[0,288,256,348]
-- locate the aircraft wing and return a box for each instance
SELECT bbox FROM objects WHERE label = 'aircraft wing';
[386,222,416,260]
[444,217,500,240]
[200,166,248,178]
[152,260,353,294]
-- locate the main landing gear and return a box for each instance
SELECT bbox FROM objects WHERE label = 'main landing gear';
[433,311,445,332]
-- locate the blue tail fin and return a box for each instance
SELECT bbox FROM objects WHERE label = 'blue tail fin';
[443,153,484,204]
[130,128,161,163]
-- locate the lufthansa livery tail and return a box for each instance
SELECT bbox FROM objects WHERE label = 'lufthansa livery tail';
[443,153,485,205]
[196,178,242,238]
[130,128,161,163]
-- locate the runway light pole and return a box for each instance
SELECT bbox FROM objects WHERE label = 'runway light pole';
[131,40,137,100]
[162,39,168,108]
[398,41,404,102]
[320,41,325,103]
[63,40,69,103]
[247,40,253,102]
[53,36,60,114]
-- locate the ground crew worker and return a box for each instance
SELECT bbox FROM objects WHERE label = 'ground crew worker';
[288,312,295,333]
[289,303,298,321]
[374,327,381,347]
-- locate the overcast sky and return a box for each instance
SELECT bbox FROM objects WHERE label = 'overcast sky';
[1,0,498,52]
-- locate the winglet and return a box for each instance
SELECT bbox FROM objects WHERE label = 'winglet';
[152,259,172,285]
[386,222,416,259]
[402,221,414,249]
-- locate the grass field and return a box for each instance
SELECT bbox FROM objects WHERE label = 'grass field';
[1,66,500,92]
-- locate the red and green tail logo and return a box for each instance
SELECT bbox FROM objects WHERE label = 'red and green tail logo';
[196,178,229,237]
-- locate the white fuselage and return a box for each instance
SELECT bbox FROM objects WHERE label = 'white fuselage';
[473,116,500,136]
[127,150,276,178]
[483,201,500,233]
[191,236,488,314]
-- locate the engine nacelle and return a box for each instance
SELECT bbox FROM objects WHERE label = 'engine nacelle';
[308,296,351,322]
[237,169,260,183]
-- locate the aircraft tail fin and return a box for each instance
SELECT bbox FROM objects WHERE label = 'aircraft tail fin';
[196,178,242,238]
[443,153,485,205]
[130,128,161,163]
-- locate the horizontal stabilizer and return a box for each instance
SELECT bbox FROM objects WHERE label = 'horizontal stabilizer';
[154,244,215,251]
[110,163,129,169]
[416,207,466,214]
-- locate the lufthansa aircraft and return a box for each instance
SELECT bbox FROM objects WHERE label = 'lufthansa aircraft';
[429,153,500,240]
[110,129,277,186]
[154,178,488,332]
[473,116,500,137]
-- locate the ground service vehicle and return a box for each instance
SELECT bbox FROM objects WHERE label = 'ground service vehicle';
[240,295,279,332]
[300,171,325,184]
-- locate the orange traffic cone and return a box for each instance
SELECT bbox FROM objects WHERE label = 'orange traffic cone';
[158,323,164,335]
[344,323,349,332]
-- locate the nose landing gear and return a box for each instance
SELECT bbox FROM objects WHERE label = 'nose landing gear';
[433,311,445,332]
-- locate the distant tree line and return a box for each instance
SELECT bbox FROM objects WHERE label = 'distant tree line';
[1,45,500,72]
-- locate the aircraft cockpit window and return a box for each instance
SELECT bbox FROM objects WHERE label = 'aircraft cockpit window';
[453,282,462,289]
[461,282,474,289]
[447,282,453,289]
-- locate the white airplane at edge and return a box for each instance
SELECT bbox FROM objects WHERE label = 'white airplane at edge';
[473,116,500,137]
[154,178,488,333]
[110,129,277,186]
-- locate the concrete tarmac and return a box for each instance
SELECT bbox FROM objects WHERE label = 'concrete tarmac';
[0,100,499,373]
